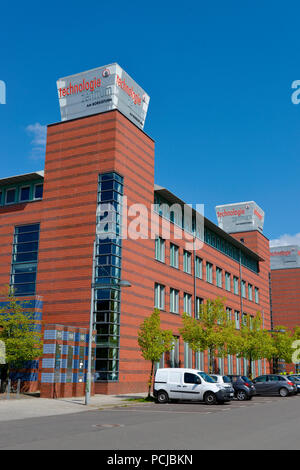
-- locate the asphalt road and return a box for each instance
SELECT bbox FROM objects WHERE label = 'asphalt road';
[1,395,300,450]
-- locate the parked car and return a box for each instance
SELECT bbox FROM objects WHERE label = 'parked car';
[210,374,235,399]
[287,375,300,393]
[154,368,232,405]
[252,374,297,396]
[227,375,256,401]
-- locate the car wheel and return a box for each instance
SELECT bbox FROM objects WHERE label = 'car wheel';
[236,390,247,401]
[204,392,217,405]
[279,387,288,397]
[157,390,169,404]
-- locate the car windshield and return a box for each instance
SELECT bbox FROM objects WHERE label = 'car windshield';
[197,372,216,383]
[223,376,231,383]
[289,376,300,381]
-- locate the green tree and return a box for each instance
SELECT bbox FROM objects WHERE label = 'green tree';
[266,326,293,373]
[180,297,240,373]
[138,309,174,398]
[237,313,273,378]
[0,289,43,385]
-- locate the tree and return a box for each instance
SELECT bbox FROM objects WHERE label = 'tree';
[0,289,43,386]
[266,326,293,374]
[180,297,240,373]
[237,313,273,378]
[138,309,174,398]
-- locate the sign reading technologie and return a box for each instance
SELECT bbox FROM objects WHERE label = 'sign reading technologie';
[56,63,150,130]
[215,201,265,234]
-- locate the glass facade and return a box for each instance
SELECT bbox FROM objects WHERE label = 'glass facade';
[94,172,123,382]
[11,223,40,296]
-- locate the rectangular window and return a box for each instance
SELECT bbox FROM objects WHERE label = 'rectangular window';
[255,287,259,304]
[233,276,239,295]
[195,256,202,279]
[169,336,180,368]
[234,310,240,329]
[154,283,165,310]
[206,262,213,283]
[155,237,165,263]
[183,250,191,274]
[183,293,192,315]
[170,288,179,314]
[184,342,193,368]
[248,284,253,301]
[19,186,30,202]
[226,307,232,322]
[241,280,246,298]
[242,313,247,327]
[11,224,40,296]
[195,351,204,370]
[216,267,222,288]
[195,297,203,319]
[34,183,43,200]
[170,243,179,268]
[6,188,16,205]
[225,272,231,292]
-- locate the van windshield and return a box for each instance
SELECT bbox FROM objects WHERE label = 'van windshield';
[197,372,216,383]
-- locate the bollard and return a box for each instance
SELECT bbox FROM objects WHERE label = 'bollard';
[17,379,21,398]
[6,379,10,400]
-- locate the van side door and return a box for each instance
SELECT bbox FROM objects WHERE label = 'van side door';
[168,371,184,399]
[182,372,202,401]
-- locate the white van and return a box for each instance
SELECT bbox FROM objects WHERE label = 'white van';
[154,368,232,405]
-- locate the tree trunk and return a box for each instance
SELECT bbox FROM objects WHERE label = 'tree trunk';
[209,349,214,374]
[148,361,154,398]
[248,356,252,379]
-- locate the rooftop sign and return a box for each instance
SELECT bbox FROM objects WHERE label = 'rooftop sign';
[57,63,150,130]
[270,245,300,270]
[215,201,265,234]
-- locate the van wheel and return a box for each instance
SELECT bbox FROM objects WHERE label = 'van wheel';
[204,392,217,405]
[157,390,169,404]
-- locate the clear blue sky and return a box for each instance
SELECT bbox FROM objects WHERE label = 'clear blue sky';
[1,0,300,245]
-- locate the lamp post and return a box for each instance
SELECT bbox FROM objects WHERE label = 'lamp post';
[85,240,132,405]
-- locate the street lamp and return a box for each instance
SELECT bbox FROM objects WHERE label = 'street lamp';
[85,241,131,405]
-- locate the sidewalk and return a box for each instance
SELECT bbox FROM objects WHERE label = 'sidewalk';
[0,393,149,422]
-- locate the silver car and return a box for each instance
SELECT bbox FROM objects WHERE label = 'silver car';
[210,374,235,399]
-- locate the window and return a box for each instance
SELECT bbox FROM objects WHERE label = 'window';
[225,272,231,292]
[11,224,40,296]
[248,284,253,301]
[34,183,43,200]
[184,342,193,368]
[5,188,16,205]
[241,280,246,298]
[255,287,259,304]
[154,283,165,310]
[233,276,239,295]
[195,256,202,279]
[249,315,254,330]
[226,307,232,322]
[155,237,165,263]
[184,293,192,315]
[195,351,204,370]
[19,186,30,202]
[184,372,200,384]
[242,313,247,326]
[234,310,240,329]
[206,262,213,283]
[170,288,179,314]
[195,297,203,319]
[170,243,179,268]
[169,337,180,367]
[216,267,222,288]
[183,250,191,274]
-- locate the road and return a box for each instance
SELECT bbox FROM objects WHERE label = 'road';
[1,395,300,450]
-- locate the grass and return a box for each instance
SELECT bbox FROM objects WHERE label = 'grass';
[123,396,156,403]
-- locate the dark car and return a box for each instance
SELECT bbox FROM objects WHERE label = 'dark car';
[252,374,297,397]
[227,375,256,401]
[287,375,300,393]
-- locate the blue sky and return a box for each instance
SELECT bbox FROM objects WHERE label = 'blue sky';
[1,0,300,245]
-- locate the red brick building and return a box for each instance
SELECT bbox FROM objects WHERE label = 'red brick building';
[0,65,272,394]
[270,245,300,331]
